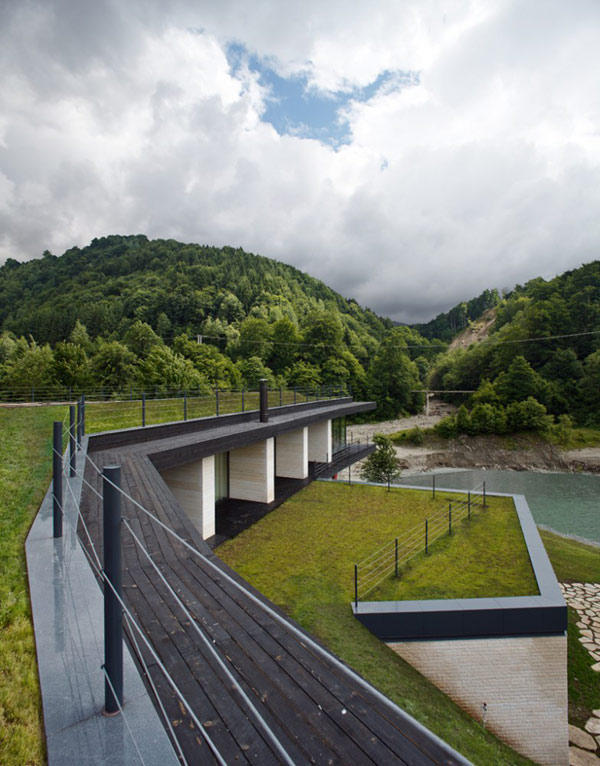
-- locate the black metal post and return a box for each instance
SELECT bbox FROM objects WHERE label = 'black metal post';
[77,397,82,449]
[395,538,398,577]
[81,393,86,435]
[103,465,123,716]
[449,503,452,535]
[142,392,146,427]
[183,390,187,422]
[216,386,219,416]
[425,519,428,554]
[354,564,358,608]
[259,379,268,423]
[69,405,76,477]
[52,422,62,538]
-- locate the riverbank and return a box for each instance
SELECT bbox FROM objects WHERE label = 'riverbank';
[346,416,600,477]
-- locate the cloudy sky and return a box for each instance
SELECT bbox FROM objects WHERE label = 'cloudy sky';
[1,0,600,323]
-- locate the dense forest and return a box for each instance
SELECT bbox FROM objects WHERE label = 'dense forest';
[428,261,600,430]
[414,288,501,341]
[4,235,600,428]
[0,235,439,415]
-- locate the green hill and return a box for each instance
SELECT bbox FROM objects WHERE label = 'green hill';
[0,235,437,415]
[426,261,600,427]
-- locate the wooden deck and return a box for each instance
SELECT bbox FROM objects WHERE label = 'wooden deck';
[79,412,469,765]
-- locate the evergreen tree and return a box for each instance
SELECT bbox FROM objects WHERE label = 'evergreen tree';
[361,434,400,484]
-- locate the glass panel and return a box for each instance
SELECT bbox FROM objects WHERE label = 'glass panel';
[332,417,346,454]
[215,452,228,502]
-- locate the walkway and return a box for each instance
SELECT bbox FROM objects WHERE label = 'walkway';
[76,411,470,764]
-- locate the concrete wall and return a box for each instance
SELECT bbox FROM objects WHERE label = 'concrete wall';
[161,455,215,539]
[307,420,331,463]
[276,428,308,479]
[389,635,568,766]
[229,438,275,504]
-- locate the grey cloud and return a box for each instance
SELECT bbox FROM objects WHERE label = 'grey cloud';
[1,0,600,325]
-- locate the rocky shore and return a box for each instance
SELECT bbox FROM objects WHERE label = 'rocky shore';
[344,412,600,478]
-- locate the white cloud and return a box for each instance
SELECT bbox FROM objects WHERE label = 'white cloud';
[1,0,600,323]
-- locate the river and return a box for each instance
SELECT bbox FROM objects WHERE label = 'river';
[396,469,600,545]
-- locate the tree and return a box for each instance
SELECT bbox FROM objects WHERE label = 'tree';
[139,346,208,392]
[236,318,272,362]
[494,356,546,405]
[367,329,422,418]
[361,434,400,485]
[236,356,274,388]
[53,341,92,389]
[91,340,138,391]
[124,320,162,358]
[3,338,56,390]
[268,318,299,374]
[302,312,344,366]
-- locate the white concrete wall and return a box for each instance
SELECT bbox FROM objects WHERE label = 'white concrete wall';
[229,438,275,504]
[388,634,568,766]
[276,428,308,479]
[307,420,332,463]
[161,455,215,539]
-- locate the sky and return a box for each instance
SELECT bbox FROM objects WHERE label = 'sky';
[1,1,600,324]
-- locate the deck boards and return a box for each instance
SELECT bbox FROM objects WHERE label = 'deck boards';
[78,426,468,766]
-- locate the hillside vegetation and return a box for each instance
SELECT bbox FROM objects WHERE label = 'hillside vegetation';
[0,235,441,417]
[422,261,600,434]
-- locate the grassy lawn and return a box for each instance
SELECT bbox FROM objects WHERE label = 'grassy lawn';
[85,389,308,433]
[539,529,600,728]
[217,482,538,765]
[2,405,599,765]
[0,404,67,765]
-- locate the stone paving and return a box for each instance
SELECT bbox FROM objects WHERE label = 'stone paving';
[559,583,600,765]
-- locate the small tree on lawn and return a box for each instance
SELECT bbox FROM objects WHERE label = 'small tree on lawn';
[361,434,400,486]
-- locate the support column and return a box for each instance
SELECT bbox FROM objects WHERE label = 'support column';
[229,438,274,503]
[308,419,332,463]
[161,456,215,539]
[276,427,308,479]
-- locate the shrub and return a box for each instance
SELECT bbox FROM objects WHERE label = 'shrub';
[434,415,459,439]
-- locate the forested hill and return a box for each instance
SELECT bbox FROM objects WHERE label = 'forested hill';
[0,235,440,416]
[0,234,388,345]
[428,260,600,428]
[413,288,501,341]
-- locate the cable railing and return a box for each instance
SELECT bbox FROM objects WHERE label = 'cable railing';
[0,382,350,405]
[47,413,471,765]
[354,481,488,605]
[49,416,306,764]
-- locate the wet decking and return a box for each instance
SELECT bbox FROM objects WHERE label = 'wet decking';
[79,408,469,765]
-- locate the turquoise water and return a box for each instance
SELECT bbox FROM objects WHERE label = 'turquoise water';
[396,469,600,545]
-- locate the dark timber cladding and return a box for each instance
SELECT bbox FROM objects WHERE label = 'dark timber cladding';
[79,401,470,765]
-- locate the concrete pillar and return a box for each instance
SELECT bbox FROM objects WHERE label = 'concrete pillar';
[308,419,332,463]
[229,438,274,504]
[161,456,215,539]
[276,427,308,479]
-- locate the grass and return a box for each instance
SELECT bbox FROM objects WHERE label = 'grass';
[0,404,67,765]
[2,404,599,764]
[217,482,537,765]
[85,390,308,433]
[539,528,600,728]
